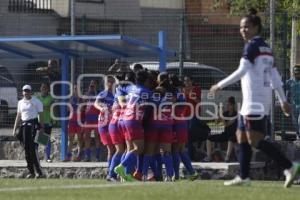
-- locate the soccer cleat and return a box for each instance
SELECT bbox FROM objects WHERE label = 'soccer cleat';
[35,173,46,179]
[25,174,35,179]
[147,175,156,182]
[124,174,136,182]
[164,176,175,182]
[188,172,199,181]
[114,164,127,181]
[224,176,251,186]
[171,176,178,182]
[284,163,300,188]
[106,175,118,182]
[133,171,142,181]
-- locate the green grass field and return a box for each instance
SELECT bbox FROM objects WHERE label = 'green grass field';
[0,179,299,200]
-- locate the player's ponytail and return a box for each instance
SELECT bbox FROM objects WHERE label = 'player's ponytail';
[243,8,262,34]
[248,8,257,15]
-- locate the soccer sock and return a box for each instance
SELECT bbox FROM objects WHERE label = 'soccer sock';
[162,153,174,177]
[172,152,180,179]
[109,153,122,178]
[95,147,101,160]
[239,143,252,179]
[180,151,195,175]
[137,155,144,173]
[122,152,137,175]
[45,141,51,159]
[142,155,152,177]
[85,148,91,160]
[256,140,292,170]
[121,152,127,162]
[108,157,112,169]
[155,154,163,178]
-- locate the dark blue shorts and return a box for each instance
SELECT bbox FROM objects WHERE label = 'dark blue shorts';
[237,115,268,133]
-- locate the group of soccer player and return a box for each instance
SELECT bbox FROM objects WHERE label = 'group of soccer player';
[65,8,300,187]
[93,68,199,182]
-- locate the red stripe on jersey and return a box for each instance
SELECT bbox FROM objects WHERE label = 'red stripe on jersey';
[254,52,273,59]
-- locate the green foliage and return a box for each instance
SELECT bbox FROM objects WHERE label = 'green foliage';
[213,0,300,34]
[213,0,300,16]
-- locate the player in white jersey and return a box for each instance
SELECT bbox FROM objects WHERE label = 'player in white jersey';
[210,8,300,188]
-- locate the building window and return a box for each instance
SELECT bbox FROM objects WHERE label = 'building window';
[8,0,52,13]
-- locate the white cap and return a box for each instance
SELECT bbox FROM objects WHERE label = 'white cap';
[22,85,32,91]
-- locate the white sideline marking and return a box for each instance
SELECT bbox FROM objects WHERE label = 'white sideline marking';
[0,182,165,192]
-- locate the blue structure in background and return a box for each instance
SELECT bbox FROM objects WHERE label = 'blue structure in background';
[0,31,176,160]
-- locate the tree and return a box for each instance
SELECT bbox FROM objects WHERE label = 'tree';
[213,0,299,15]
[213,0,300,71]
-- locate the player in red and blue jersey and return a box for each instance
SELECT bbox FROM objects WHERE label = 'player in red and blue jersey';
[170,74,198,181]
[67,84,84,161]
[82,80,101,162]
[141,72,175,181]
[106,72,136,181]
[94,75,115,179]
[114,70,152,181]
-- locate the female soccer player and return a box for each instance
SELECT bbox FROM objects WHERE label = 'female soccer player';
[66,84,84,161]
[210,8,300,187]
[95,76,116,179]
[82,80,101,162]
[147,72,175,181]
[114,70,152,181]
[170,74,198,181]
[108,72,136,181]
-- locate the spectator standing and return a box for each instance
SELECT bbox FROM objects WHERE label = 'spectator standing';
[35,83,54,163]
[286,64,300,139]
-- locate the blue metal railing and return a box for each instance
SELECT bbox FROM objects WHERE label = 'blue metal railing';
[8,0,52,13]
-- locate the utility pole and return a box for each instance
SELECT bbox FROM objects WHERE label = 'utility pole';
[290,0,298,75]
[270,0,275,140]
[179,0,185,79]
[70,0,76,85]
